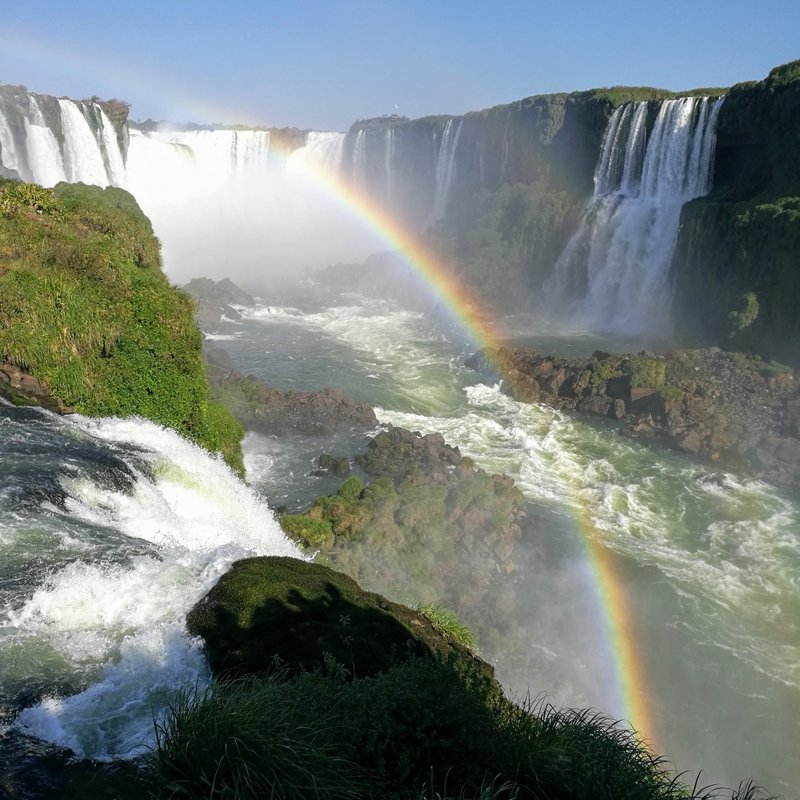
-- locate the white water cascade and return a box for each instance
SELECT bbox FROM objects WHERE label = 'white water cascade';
[23,97,67,186]
[0,409,301,759]
[384,126,395,203]
[351,128,367,187]
[544,96,724,337]
[124,126,382,282]
[428,118,464,225]
[58,99,111,185]
[0,94,125,188]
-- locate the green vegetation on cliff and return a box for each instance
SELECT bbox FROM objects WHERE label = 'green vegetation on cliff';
[0,179,243,471]
[672,60,800,363]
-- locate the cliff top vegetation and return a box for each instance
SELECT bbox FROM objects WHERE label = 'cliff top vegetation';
[0,178,243,471]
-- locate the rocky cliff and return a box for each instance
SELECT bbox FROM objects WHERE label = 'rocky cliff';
[671,61,800,363]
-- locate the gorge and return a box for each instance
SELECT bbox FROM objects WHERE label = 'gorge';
[0,60,799,798]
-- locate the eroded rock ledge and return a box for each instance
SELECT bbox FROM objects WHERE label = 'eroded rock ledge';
[0,361,73,414]
[468,346,800,487]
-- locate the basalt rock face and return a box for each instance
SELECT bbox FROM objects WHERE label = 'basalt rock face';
[471,346,800,487]
[671,61,800,363]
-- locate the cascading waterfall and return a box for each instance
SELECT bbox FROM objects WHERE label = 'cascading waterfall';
[544,96,724,337]
[384,126,395,203]
[288,130,345,172]
[58,99,110,185]
[427,118,463,225]
[24,97,67,186]
[351,128,367,186]
[0,97,22,175]
[143,128,272,175]
[0,93,126,188]
[0,405,301,760]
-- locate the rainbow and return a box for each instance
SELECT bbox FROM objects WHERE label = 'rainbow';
[278,141,659,749]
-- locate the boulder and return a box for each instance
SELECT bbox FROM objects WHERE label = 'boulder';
[186,556,490,680]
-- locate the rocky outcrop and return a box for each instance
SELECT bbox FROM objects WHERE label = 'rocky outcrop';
[0,361,74,414]
[471,346,800,487]
[205,343,378,436]
[355,425,463,481]
[281,426,528,631]
[186,556,490,680]
[183,277,255,332]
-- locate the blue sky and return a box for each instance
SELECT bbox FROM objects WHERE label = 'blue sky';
[2,1,798,130]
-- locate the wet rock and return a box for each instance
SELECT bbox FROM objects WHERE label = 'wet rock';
[315,453,350,476]
[0,362,74,414]
[468,346,800,487]
[610,398,627,419]
[183,276,255,333]
[356,426,461,482]
[0,731,156,800]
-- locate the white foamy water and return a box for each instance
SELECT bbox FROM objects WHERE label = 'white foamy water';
[4,413,301,760]
[242,300,465,413]
[377,381,800,693]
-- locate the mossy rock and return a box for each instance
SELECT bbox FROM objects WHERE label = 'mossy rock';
[187,556,491,681]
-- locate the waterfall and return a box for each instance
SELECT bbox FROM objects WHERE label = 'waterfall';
[24,97,67,186]
[97,107,127,185]
[544,96,724,337]
[58,99,110,185]
[384,126,395,203]
[149,129,272,175]
[351,129,367,187]
[289,130,345,173]
[428,118,463,225]
[0,97,22,175]
[0,94,127,188]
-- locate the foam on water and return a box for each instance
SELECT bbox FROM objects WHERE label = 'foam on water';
[241,300,467,413]
[377,382,800,690]
[3,414,301,759]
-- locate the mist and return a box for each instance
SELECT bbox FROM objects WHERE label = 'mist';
[124,128,386,289]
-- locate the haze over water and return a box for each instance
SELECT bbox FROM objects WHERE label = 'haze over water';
[0,69,798,799]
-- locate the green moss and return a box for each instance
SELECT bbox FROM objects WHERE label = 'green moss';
[186,556,489,681]
[0,179,243,470]
[624,357,666,389]
[660,384,685,404]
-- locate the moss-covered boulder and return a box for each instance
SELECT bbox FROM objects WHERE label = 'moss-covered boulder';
[280,427,527,649]
[0,179,243,472]
[186,556,490,680]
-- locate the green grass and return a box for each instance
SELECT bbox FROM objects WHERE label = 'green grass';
[0,179,243,472]
[151,659,775,800]
[153,679,364,800]
[415,603,479,651]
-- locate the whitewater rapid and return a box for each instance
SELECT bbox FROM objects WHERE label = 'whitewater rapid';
[0,407,300,759]
[232,291,799,795]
